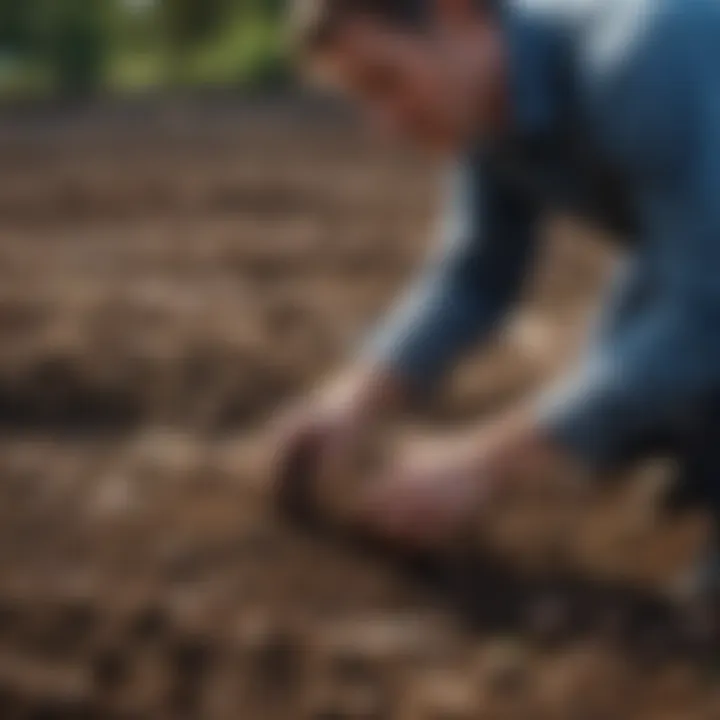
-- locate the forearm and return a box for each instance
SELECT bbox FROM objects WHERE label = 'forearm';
[363,154,538,393]
[322,360,412,421]
[363,265,511,392]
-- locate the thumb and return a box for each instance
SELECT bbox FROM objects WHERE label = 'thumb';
[316,421,361,518]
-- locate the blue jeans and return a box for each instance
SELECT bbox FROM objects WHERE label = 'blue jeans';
[591,257,720,519]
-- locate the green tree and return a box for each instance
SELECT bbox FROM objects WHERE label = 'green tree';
[0,2,35,53]
[160,0,230,82]
[36,0,112,97]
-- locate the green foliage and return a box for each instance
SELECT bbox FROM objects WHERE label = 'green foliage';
[36,0,112,96]
[187,6,290,89]
[159,0,226,81]
[0,2,35,52]
[0,0,293,98]
[0,0,112,97]
[160,0,229,49]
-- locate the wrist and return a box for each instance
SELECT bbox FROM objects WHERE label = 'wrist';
[468,410,578,490]
[326,363,409,420]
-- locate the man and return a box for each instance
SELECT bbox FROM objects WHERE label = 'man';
[273,0,720,603]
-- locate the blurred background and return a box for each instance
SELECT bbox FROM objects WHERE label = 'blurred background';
[0,2,717,719]
[0,0,289,99]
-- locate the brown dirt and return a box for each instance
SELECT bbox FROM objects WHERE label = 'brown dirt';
[0,97,716,720]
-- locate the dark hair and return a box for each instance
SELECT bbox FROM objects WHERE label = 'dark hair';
[289,0,429,56]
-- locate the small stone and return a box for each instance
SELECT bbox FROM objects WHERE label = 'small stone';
[126,601,171,643]
[400,671,477,720]
[88,474,137,519]
[318,614,450,674]
[305,685,389,720]
[237,614,303,699]
[92,643,130,691]
[525,593,575,648]
[475,639,532,700]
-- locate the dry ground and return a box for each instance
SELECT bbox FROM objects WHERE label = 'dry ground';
[0,96,715,719]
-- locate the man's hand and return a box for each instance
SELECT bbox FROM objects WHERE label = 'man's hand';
[359,413,581,550]
[359,434,487,549]
[269,364,406,511]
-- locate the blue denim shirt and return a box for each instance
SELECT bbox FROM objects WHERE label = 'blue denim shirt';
[366,0,720,468]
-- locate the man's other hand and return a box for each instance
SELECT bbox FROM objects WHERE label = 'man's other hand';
[358,413,583,550]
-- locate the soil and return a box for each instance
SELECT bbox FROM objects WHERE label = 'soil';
[0,96,716,719]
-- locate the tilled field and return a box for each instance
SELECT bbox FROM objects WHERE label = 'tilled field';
[0,98,716,719]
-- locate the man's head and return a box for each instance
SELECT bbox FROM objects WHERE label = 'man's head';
[291,0,508,152]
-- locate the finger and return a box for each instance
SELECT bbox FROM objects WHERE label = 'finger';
[271,417,326,526]
[366,482,460,550]
[356,480,420,545]
[271,403,314,453]
[317,425,353,487]
[353,479,398,537]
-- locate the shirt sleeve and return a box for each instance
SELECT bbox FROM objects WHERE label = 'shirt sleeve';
[537,33,720,468]
[363,153,539,390]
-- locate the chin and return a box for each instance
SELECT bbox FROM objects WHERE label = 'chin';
[404,124,465,155]
[424,133,465,156]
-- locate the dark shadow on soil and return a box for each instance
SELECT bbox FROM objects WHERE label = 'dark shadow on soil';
[292,524,716,666]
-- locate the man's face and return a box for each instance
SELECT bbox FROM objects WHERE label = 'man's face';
[314,16,500,153]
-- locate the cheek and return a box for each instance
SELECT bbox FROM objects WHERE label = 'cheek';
[411,65,461,128]
[387,69,445,130]
[368,86,438,137]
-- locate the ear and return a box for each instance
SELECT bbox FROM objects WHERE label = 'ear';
[433,0,488,28]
